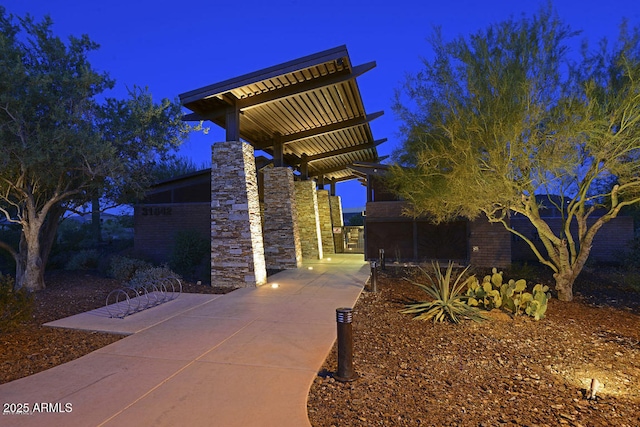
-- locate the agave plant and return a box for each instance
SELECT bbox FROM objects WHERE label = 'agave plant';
[400,262,486,323]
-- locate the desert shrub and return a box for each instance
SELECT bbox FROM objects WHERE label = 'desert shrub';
[56,219,96,250]
[125,266,181,292]
[0,274,34,331]
[400,262,486,323]
[622,272,640,293]
[169,229,209,278]
[109,256,152,282]
[65,249,100,270]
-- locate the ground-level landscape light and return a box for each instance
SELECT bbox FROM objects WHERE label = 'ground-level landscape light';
[379,248,385,270]
[335,307,358,382]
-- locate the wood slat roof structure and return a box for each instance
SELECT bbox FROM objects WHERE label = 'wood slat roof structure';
[179,45,384,184]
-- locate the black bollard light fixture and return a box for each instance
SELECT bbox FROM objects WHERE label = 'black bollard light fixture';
[379,248,385,270]
[370,261,378,292]
[335,307,358,382]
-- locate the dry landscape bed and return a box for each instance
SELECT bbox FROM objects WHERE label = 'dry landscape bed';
[0,271,228,384]
[1,267,639,427]
[307,268,640,427]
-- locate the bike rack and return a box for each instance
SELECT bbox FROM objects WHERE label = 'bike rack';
[105,276,182,319]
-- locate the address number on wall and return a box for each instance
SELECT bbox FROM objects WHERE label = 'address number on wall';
[141,207,173,216]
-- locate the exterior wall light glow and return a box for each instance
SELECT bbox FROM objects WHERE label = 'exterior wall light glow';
[308,266,314,270]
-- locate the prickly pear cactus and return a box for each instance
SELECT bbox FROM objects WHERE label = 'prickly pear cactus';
[526,284,551,320]
[471,269,551,320]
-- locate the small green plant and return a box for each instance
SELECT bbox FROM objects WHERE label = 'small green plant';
[400,262,486,323]
[467,268,551,320]
[108,256,152,281]
[125,266,180,290]
[0,274,34,331]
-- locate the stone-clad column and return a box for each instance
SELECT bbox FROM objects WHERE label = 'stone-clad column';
[294,180,323,259]
[317,189,335,255]
[211,141,267,287]
[329,195,344,227]
[263,167,302,269]
[329,195,344,253]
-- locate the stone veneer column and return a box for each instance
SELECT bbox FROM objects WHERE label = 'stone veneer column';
[329,195,344,227]
[317,189,335,255]
[294,180,323,259]
[263,167,302,269]
[329,195,344,253]
[210,141,267,287]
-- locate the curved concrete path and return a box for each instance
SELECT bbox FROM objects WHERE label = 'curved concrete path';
[0,254,368,427]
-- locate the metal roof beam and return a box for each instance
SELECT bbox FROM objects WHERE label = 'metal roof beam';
[237,62,376,111]
[179,45,350,105]
[304,138,386,163]
[309,156,389,178]
[308,163,358,177]
[252,111,383,148]
[181,62,376,122]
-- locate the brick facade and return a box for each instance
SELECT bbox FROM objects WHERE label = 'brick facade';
[133,203,210,264]
[510,216,633,263]
[365,200,631,267]
[468,218,512,268]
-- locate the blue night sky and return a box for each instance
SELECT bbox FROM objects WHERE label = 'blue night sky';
[4,0,640,208]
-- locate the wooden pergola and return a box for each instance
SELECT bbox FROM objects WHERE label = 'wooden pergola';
[179,45,385,188]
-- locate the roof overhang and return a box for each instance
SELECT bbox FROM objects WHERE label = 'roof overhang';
[179,45,384,184]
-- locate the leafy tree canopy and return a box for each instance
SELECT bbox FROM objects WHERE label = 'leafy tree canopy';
[0,8,195,290]
[389,5,640,301]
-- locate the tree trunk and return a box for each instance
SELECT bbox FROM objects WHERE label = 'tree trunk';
[14,204,67,291]
[15,228,45,291]
[39,205,65,270]
[553,269,576,302]
[91,196,102,243]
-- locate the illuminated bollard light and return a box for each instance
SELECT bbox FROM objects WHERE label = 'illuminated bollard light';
[335,307,358,382]
[370,261,378,293]
[379,248,385,270]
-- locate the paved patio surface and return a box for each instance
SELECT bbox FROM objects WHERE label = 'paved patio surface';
[0,254,368,427]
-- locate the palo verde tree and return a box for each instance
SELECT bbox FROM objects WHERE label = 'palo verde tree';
[388,7,640,301]
[0,9,192,291]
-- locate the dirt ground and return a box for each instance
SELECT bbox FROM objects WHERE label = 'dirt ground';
[307,266,640,427]
[1,267,639,427]
[0,270,230,385]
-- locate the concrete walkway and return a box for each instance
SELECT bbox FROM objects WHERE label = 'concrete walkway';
[0,254,368,427]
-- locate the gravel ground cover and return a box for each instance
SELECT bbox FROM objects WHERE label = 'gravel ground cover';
[307,267,640,427]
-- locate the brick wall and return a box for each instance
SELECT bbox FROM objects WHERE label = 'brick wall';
[468,219,512,268]
[134,203,210,264]
[366,201,407,218]
[510,216,633,263]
